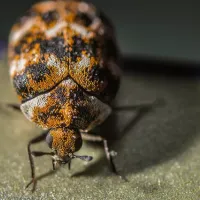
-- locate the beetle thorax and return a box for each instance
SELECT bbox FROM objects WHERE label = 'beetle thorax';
[20,77,112,130]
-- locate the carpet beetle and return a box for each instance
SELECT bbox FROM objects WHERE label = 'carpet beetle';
[8,0,121,190]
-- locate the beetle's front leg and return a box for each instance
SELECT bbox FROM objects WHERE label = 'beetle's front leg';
[6,103,21,111]
[81,133,119,177]
[25,130,49,192]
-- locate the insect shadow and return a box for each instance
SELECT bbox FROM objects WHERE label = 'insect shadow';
[71,99,165,178]
[72,55,200,178]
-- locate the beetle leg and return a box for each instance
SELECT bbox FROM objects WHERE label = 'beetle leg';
[7,103,21,111]
[52,159,56,171]
[25,131,48,192]
[68,160,71,170]
[102,139,118,174]
[81,133,118,175]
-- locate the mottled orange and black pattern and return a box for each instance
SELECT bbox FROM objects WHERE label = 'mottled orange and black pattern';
[8,0,120,103]
[49,128,82,158]
[8,0,121,168]
[20,78,108,130]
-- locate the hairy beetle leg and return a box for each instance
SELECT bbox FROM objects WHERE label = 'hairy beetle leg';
[6,103,21,111]
[81,133,127,180]
[68,160,71,170]
[26,131,49,192]
[52,159,56,171]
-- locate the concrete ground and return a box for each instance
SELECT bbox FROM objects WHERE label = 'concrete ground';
[0,55,200,200]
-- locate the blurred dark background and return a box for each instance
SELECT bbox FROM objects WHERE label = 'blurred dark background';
[1,0,200,72]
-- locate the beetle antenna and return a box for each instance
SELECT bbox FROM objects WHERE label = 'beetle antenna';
[73,154,93,162]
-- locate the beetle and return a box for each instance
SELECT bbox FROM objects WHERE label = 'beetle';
[8,0,121,191]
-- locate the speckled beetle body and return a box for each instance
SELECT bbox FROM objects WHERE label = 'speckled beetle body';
[8,0,121,190]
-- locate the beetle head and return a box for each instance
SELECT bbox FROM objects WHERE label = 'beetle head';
[46,127,93,166]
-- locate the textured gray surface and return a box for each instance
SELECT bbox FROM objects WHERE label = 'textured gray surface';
[0,56,200,199]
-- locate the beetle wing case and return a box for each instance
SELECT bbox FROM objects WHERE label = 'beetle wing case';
[8,0,120,130]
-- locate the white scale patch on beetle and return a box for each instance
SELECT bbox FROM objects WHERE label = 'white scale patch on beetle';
[90,18,102,32]
[70,23,90,37]
[78,2,90,13]
[47,54,66,75]
[45,21,92,38]
[45,21,67,37]
[78,1,96,17]
[81,96,112,133]
[9,18,36,43]
[9,58,27,76]
[61,78,76,87]
[73,56,91,72]
[20,93,51,121]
